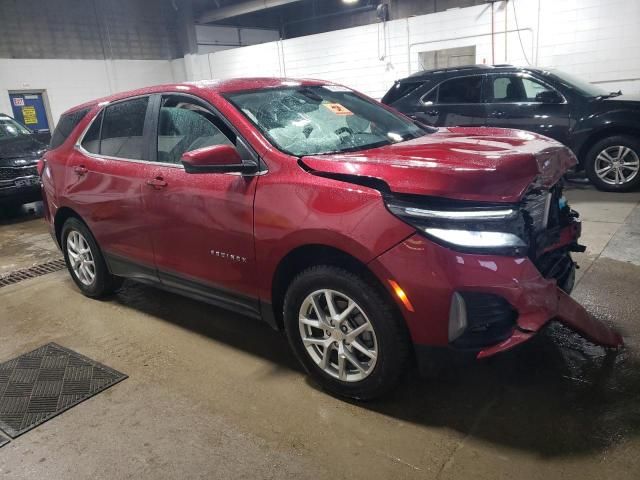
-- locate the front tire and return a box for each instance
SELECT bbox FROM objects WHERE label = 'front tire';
[283,266,410,400]
[585,135,640,192]
[61,217,122,298]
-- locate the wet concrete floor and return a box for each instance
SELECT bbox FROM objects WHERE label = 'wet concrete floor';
[0,186,639,479]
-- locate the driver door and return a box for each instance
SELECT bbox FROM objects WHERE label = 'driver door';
[143,93,260,311]
[484,73,571,144]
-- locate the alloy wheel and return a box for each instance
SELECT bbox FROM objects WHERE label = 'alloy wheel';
[298,289,378,382]
[66,230,96,286]
[594,146,640,186]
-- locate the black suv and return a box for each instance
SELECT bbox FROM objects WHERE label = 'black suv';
[0,114,47,208]
[382,65,640,191]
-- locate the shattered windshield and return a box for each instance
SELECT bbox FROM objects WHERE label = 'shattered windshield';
[544,69,610,97]
[0,116,32,142]
[225,86,427,156]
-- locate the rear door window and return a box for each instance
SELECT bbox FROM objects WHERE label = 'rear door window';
[99,97,149,160]
[437,76,483,104]
[49,108,89,149]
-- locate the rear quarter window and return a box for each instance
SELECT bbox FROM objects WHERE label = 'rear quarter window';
[381,81,423,105]
[49,108,90,150]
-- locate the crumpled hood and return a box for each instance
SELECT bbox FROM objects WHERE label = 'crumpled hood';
[300,127,577,203]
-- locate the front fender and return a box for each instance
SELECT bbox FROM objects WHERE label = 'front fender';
[571,108,640,158]
[253,170,414,300]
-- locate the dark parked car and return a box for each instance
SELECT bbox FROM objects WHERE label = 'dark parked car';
[0,113,47,208]
[382,65,640,192]
[41,79,621,399]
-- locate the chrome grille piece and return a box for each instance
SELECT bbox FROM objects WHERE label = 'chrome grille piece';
[0,166,38,181]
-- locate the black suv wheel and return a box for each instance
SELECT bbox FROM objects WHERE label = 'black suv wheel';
[581,136,639,192]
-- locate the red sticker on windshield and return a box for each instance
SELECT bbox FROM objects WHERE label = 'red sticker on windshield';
[323,102,353,115]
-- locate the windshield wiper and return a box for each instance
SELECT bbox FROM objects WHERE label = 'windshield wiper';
[596,90,622,100]
[317,140,392,155]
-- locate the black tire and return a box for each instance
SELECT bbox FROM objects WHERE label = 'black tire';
[283,265,410,400]
[61,217,122,298]
[584,135,640,192]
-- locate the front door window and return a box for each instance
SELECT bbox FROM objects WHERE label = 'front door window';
[157,96,235,164]
[489,75,558,103]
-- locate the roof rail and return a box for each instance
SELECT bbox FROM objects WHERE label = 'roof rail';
[406,63,519,79]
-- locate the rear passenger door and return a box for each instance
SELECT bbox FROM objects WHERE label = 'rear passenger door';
[410,75,487,127]
[484,73,571,143]
[68,96,158,279]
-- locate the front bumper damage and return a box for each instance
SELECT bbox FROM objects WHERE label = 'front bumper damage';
[476,287,623,358]
[368,229,624,360]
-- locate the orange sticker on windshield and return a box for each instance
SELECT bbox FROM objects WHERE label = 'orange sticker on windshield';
[323,102,353,115]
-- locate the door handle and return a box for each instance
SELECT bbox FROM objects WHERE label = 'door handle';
[490,110,506,118]
[426,109,439,116]
[146,177,168,189]
[74,165,88,176]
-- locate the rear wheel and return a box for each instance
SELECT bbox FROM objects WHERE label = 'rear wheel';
[61,218,122,297]
[585,135,640,191]
[283,265,410,400]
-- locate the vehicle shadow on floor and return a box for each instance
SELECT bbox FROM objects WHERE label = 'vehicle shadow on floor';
[112,280,640,459]
[0,201,43,225]
[362,325,640,458]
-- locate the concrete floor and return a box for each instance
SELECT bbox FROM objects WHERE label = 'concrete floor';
[0,186,639,480]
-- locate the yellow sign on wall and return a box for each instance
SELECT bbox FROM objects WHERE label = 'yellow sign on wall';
[22,105,37,125]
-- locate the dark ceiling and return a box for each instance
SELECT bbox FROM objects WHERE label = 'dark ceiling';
[191,0,488,39]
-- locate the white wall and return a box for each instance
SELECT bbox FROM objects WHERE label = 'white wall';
[3,0,638,127]
[203,0,640,99]
[0,58,180,126]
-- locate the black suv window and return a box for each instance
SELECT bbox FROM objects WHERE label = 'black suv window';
[436,76,483,104]
[421,88,437,104]
[381,81,422,105]
[488,75,556,103]
[50,108,89,150]
[85,97,150,160]
[157,95,234,165]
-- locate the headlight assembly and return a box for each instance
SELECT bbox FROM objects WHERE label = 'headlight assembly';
[386,198,528,255]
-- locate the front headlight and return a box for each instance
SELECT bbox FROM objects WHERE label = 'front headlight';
[386,199,528,254]
[424,228,526,248]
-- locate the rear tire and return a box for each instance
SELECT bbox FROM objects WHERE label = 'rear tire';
[283,265,410,400]
[585,135,640,192]
[61,217,122,298]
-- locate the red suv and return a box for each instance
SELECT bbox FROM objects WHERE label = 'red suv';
[40,79,622,399]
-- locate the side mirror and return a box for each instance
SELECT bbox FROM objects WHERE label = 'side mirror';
[33,131,51,144]
[535,90,563,104]
[181,144,257,174]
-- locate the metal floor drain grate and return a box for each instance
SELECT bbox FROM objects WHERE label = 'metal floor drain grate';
[0,431,8,448]
[0,258,66,288]
[0,343,127,438]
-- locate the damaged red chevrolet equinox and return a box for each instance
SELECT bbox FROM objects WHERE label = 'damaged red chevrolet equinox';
[40,79,623,399]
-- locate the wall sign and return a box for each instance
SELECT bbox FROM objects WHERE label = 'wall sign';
[22,105,37,124]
